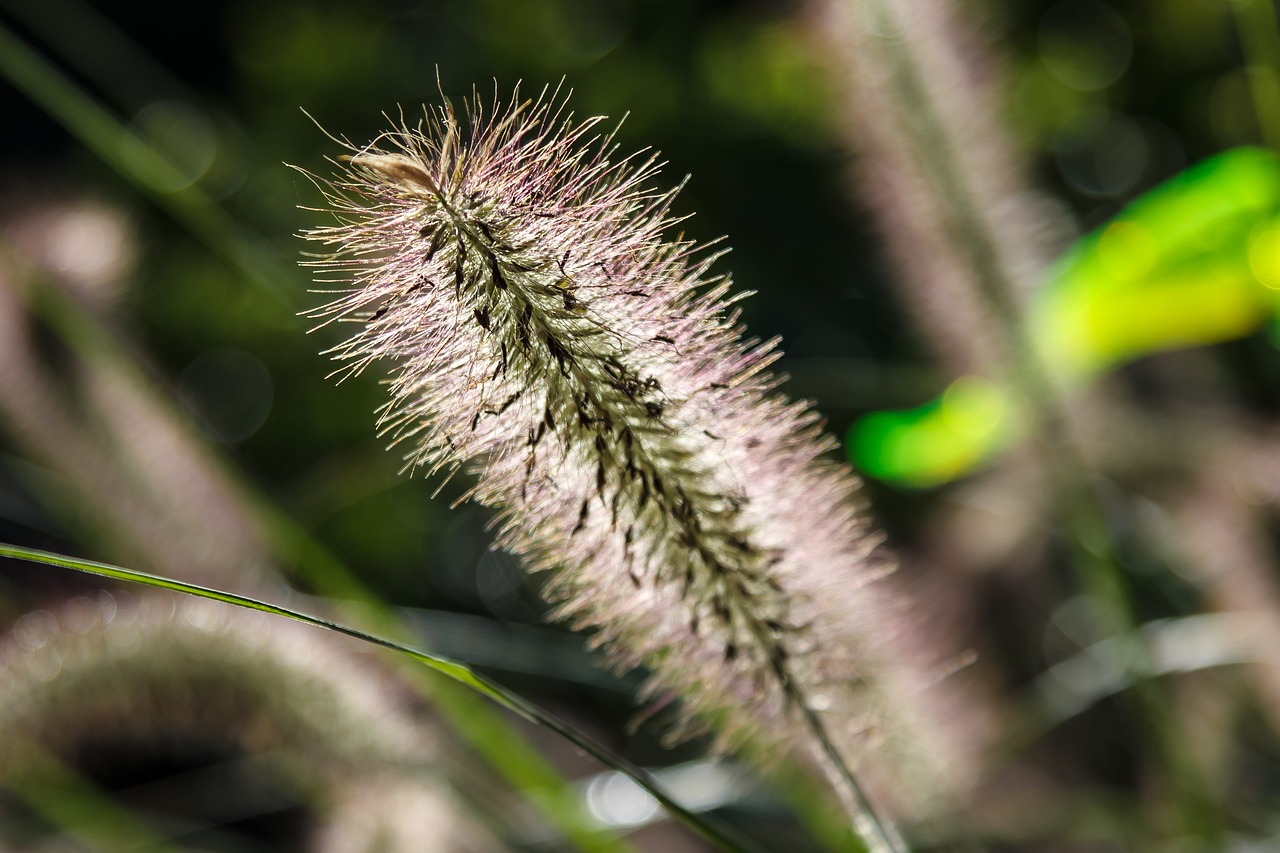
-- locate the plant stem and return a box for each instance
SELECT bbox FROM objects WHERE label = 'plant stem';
[799,701,908,853]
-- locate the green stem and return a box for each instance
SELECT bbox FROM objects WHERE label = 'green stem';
[798,701,908,853]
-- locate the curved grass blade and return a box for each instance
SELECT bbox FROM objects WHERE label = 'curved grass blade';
[0,541,770,853]
[12,270,760,853]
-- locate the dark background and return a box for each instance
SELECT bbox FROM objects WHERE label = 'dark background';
[1,0,1276,850]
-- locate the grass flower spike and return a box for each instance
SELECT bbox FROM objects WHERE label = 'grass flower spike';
[302,86,901,846]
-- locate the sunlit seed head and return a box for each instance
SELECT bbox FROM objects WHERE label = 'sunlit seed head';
[300,85,895,767]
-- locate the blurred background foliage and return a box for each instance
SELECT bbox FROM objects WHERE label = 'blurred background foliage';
[3,0,1280,850]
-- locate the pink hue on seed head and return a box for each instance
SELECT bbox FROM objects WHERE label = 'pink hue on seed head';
[300,85,893,758]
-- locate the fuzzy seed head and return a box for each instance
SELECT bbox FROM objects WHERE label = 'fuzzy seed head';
[300,86,893,757]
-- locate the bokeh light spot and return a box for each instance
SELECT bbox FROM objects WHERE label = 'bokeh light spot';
[586,772,661,828]
[179,348,274,443]
[12,610,57,651]
[1054,112,1149,198]
[1039,1,1132,92]
[1208,71,1260,147]
[941,376,1006,440]
[1097,221,1156,282]
[131,101,218,192]
[851,377,1013,487]
[1248,220,1280,290]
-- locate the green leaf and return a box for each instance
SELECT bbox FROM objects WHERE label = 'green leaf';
[849,147,1280,487]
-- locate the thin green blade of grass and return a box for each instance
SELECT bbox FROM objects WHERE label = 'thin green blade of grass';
[0,541,771,853]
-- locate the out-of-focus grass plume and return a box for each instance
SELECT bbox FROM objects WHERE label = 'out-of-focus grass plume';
[0,591,498,852]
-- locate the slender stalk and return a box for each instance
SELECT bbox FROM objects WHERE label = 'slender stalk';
[800,702,908,853]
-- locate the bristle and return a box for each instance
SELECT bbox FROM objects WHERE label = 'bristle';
[299,85,894,764]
